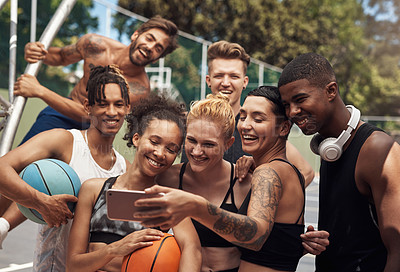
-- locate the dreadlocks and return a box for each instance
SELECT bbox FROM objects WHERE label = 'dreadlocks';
[86,64,130,106]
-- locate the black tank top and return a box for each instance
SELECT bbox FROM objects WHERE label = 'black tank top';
[238,158,305,271]
[316,123,387,272]
[179,162,240,247]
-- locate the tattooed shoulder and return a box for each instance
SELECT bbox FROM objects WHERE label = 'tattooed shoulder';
[252,166,283,190]
[78,35,105,57]
[249,166,282,222]
[128,81,150,96]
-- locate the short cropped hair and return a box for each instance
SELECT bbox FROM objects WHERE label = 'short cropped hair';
[136,15,179,58]
[245,86,290,139]
[187,94,235,142]
[278,52,336,89]
[207,41,250,74]
[123,93,186,148]
[86,65,130,106]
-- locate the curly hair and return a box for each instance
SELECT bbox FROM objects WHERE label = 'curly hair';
[187,93,235,142]
[123,93,186,148]
[86,64,130,106]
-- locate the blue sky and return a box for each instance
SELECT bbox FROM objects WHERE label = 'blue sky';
[92,0,131,44]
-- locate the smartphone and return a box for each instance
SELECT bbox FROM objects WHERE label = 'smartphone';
[106,189,164,222]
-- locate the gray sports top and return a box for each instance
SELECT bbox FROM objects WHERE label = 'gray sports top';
[89,177,145,244]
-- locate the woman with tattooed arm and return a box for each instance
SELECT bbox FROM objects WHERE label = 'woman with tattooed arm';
[136,87,328,272]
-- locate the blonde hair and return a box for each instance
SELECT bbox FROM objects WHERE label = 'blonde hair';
[187,94,235,142]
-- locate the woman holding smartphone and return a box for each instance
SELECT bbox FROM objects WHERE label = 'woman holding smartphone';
[66,94,201,272]
[144,92,328,272]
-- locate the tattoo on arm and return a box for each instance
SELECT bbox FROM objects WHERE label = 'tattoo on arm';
[250,167,282,222]
[207,166,282,250]
[60,44,79,59]
[80,35,104,57]
[210,203,258,242]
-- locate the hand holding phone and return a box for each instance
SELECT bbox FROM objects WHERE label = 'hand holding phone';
[106,189,164,222]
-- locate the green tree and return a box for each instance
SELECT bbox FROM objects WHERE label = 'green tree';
[117,0,400,116]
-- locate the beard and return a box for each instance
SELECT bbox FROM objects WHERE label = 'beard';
[129,41,153,67]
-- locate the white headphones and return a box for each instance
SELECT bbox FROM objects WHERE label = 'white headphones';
[310,105,361,162]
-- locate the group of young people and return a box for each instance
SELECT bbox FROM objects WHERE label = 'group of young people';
[0,14,398,272]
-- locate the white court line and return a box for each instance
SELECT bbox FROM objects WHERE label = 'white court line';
[0,263,33,272]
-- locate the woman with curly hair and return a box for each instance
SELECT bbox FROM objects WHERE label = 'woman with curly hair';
[66,93,201,272]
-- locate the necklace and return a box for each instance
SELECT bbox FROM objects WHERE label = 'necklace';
[84,130,114,171]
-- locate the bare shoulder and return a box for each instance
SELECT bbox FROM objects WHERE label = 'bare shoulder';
[155,163,182,188]
[79,178,107,199]
[252,164,282,187]
[357,130,400,190]
[76,34,120,56]
[77,33,107,45]
[359,130,397,165]
[127,78,151,103]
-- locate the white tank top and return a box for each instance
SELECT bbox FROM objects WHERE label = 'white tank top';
[33,129,127,272]
[68,129,126,183]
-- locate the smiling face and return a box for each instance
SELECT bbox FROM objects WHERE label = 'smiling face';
[279,79,331,136]
[133,119,182,177]
[237,96,286,157]
[129,28,170,67]
[86,83,131,136]
[185,118,227,173]
[206,58,249,114]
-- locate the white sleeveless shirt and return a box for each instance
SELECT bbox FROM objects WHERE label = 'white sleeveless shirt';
[68,129,126,183]
[33,129,127,272]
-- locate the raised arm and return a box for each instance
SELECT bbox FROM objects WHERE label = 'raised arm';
[17,34,107,121]
[13,74,88,122]
[136,164,282,251]
[0,129,77,227]
[24,34,95,66]
[358,133,400,272]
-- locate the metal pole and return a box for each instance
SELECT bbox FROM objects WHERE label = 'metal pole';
[200,42,208,100]
[105,6,111,37]
[0,94,11,109]
[158,58,164,88]
[0,0,77,156]
[0,0,9,11]
[258,64,264,86]
[8,0,17,102]
[30,0,37,42]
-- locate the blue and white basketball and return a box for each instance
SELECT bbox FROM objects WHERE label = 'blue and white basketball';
[17,159,81,224]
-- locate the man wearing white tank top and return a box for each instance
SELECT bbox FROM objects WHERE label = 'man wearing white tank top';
[0,65,131,271]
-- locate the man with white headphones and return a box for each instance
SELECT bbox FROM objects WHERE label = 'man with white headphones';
[278,52,400,272]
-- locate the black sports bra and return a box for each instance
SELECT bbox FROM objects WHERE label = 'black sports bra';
[238,158,306,271]
[179,162,241,247]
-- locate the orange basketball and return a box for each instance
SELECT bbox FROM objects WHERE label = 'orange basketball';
[121,233,181,272]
